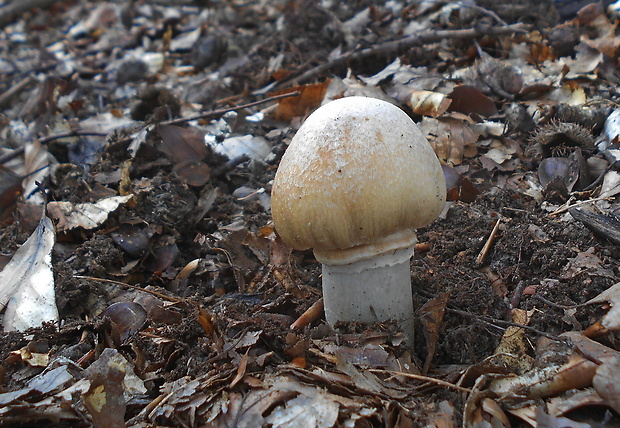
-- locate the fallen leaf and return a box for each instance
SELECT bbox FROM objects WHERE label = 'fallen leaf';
[230,350,252,388]
[418,116,480,165]
[407,90,451,117]
[508,388,605,426]
[448,85,498,117]
[83,348,146,427]
[266,375,362,427]
[534,405,592,428]
[587,281,620,330]
[47,195,133,231]
[0,216,58,332]
[206,389,296,428]
[157,124,209,163]
[560,247,615,280]
[493,309,535,375]
[420,292,449,374]
[99,302,147,346]
[593,356,620,413]
[9,347,50,367]
[271,80,331,121]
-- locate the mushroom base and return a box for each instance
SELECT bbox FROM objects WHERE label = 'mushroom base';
[321,245,415,343]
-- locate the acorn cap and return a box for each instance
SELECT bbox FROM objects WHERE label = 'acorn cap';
[271,96,446,265]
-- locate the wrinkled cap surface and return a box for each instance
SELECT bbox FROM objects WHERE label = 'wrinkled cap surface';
[271,96,446,264]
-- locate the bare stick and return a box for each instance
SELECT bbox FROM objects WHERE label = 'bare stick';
[476,218,501,267]
[368,369,471,393]
[549,196,613,216]
[0,75,35,108]
[0,0,56,28]
[282,24,529,87]
[74,275,182,303]
[158,91,299,126]
[291,298,324,330]
[0,93,298,165]
[0,132,108,165]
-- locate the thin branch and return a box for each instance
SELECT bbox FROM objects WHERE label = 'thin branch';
[549,195,613,216]
[0,75,35,108]
[368,369,471,393]
[476,218,501,267]
[157,91,299,127]
[283,23,529,86]
[74,275,183,303]
[0,132,108,165]
[448,306,565,341]
[0,92,298,165]
[0,0,56,28]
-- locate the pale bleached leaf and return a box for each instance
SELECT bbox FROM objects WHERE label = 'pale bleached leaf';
[47,195,133,231]
[1,216,57,331]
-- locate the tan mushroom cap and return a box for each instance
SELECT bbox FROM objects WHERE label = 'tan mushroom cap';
[271,96,446,265]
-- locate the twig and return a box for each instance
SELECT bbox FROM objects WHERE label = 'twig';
[0,75,35,108]
[447,306,564,341]
[0,93,297,165]
[368,369,471,393]
[283,24,529,86]
[465,5,509,26]
[475,218,501,267]
[531,294,593,310]
[0,0,56,28]
[549,195,613,216]
[582,161,619,192]
[74,275,183,303]
[0,132,108,165]
[291,298,324,330]
[158,91,299,127]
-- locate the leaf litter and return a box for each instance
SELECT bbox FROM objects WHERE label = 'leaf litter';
[1,0,620,427]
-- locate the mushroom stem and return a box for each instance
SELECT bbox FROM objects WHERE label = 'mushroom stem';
[320,243,416,342]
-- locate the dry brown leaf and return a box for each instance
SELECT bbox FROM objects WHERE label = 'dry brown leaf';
[489,352,597,399]
[490,332,620,401]
[508,388,605,426]
[157,124,209,163]
[264,376,359,427]
[448,85,498,117]
[425,400,456,428]
[584,31,620,58]
[271,79,331,121]
[230,350,251,388]
[290,298,324,330]
[560,247,615,280]
[418,116,480,165]
[205,390,293,428]
[420,292,449,375]
[593,356,620,413]
[324,343,390,368]
[83,348,147,428]
[492,309,535,374]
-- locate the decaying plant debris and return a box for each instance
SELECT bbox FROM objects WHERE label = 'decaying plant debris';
[1,0,620,426]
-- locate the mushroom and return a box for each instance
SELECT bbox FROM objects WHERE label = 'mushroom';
[271,96,446,340]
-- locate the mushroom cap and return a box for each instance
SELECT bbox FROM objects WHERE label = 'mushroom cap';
[271,96,446,264]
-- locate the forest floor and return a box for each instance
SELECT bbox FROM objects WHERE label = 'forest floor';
[1,0,620,427]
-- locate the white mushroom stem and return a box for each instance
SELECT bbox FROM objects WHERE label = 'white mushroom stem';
[319,243,416,342]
